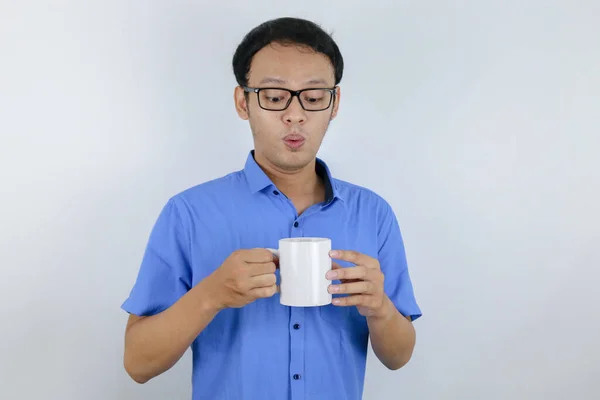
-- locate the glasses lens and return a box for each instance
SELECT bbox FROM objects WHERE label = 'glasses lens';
[258,89,292,110]
[300,89,332,111]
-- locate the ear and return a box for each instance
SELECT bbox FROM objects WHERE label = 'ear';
[234,86,249,120]
[330,86,341,120]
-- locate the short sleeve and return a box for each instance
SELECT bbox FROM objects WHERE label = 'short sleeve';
[377,201,422,321]
[121,198,192,316]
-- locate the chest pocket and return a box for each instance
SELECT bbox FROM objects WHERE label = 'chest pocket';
[319,302,350,325]
[317,261,369,332]
[318,298,368,334]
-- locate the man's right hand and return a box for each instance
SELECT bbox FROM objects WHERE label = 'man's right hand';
[208,248,279,310]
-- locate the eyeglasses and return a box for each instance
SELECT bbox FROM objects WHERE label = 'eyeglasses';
[242,86,337,111]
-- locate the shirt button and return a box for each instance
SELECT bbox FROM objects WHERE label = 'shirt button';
[293,323,300,330]
[293,221,299,227]
[273,190,279,195]
[293,374,301,380]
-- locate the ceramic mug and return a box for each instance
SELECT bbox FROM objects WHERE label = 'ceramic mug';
[267,237,332,307]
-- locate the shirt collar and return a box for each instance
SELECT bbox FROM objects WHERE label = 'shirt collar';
[243,150,344,203]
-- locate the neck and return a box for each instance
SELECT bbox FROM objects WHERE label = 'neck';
[253,152,324,201]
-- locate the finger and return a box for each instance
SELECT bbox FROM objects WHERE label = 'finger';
[249,284,278,299]
[241,248,278,264]
[328,281,374,295]
[249,272,277,288]
[329,250,377,269]
[326,266,368,281]
[329,262,358,283]
[248,261,277,276]
[332,294,370,307]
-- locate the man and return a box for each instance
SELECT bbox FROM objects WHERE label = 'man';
[122,17,422,400]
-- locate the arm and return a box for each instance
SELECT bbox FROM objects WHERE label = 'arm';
[368,201,421,369]
[121,198,278,383]
[326,201,421,370]
[327,253,417,370]
[123,278,220,383]
[124,248,278,383]
[367,296,416,370]
[121,199,196,383]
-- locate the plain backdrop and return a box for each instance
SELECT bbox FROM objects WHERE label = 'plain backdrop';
[1,1,599,399]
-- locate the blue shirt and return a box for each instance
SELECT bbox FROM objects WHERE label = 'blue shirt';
[122,151,422,400]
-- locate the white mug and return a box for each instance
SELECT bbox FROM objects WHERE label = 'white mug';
[267,237,332,307]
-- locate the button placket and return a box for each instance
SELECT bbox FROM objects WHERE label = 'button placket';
[289,307,305,398]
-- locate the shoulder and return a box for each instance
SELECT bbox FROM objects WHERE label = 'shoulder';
[174,169,244,201]
[333,178,395,216]
[162,169,246,217]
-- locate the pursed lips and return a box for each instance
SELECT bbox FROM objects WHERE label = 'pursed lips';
[282,133,306,149]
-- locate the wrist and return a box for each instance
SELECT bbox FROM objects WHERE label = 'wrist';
[367,296,395,324]
[193,276,226,313]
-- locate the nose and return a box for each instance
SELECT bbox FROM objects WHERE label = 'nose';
[282,96,306,124]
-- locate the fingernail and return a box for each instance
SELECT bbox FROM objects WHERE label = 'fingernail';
[329,250,339,257]
[326,271,337,279]
[332,299,341,305]
[329,285,339,293]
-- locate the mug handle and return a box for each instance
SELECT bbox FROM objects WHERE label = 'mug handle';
[266,248,279,258]
[265,248,280,293]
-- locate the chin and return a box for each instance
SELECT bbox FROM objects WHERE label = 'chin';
[275,151,313,171]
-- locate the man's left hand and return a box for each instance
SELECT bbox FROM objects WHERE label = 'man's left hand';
[326,250,391,319]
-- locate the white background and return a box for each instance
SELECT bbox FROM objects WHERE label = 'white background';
[1,1,599,399]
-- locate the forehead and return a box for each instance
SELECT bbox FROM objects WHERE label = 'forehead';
[247,42,335,87]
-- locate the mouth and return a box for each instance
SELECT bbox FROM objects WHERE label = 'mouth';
[282,134,306,150]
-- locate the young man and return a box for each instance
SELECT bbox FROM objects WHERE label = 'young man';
[122,17,422,400]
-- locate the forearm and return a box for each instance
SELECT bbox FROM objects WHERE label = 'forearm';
[367,296,416,370]
[124,278,221,383]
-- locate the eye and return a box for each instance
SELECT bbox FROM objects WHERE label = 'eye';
[260,89,290,104]
[302,89,328,104]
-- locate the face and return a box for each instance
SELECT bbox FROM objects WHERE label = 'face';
[234,42,340,172]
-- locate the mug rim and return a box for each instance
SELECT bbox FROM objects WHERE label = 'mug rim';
[279,237,330,243]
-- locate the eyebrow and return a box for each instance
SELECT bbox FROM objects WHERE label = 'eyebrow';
[258,77,330,86]
[259,77,286,85]
[306,78,329,85]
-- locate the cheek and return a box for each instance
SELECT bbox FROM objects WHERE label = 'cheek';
[250,112,282,134]
[310,113,333,131]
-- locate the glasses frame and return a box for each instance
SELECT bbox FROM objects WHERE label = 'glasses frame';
[242,86,337,112]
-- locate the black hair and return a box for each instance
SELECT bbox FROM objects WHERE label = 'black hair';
[232,17,344,87]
